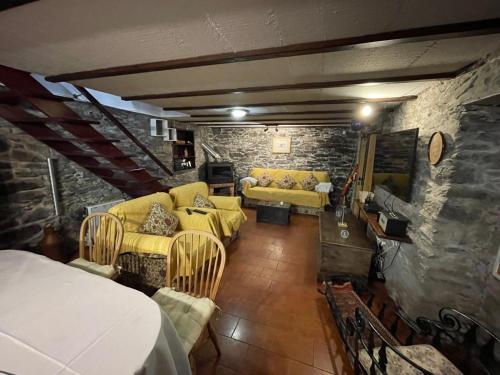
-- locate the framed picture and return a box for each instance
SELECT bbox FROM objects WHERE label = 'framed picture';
[272,136,291,153]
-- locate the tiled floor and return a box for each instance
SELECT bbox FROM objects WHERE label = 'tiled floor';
[195,208,354,375]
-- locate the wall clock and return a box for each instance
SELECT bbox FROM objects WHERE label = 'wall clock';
[428,131,446,165]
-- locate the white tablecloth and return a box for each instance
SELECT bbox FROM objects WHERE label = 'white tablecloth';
[0,250,191,375]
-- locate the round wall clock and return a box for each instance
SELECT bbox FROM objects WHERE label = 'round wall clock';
[428,131,446,165]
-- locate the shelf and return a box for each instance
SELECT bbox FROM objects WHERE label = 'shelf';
[360,208,412,244]
[173,143,194,147]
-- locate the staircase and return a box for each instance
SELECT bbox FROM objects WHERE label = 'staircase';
[0,65,172,197]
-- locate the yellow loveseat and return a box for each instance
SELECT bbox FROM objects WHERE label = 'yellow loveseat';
[169,182,247,239]
[108,192,221,256]
[242,168,331,210]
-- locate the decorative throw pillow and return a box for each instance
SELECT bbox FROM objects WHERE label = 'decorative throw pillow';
[140,201,179,236]
[301,173,319,191]
[257,172,273,187]
[193,193,215,208]
[277,174,296,189]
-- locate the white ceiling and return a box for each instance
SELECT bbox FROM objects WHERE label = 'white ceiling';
[1,0,500,123]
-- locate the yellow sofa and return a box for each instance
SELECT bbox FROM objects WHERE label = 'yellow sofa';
[242,168,331,209]
[108,192,221,256]
[169,182,247,238]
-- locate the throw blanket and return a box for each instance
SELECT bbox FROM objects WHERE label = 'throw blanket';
[315,182,333,193]
[240,176,258,187]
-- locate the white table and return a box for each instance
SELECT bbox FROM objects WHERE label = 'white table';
[0,250,191,375]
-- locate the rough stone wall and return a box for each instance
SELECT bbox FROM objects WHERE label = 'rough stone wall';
[200,126,358,197]
[374,50,500,332]
[0,102,202,251]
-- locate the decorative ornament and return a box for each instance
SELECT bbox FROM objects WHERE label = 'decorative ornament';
[428,131,446,165]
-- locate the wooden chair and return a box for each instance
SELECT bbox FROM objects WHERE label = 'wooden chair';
[68,212,124,279]
[151,230,226,372]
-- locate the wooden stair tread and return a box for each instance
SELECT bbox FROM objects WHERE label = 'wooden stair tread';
[39,137,120,143]
[61,151,136,159]
[0,91,74,104]
[13,117,100,125]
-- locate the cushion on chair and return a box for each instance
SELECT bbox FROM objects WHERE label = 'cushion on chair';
[358,344,462,375]
[152,287,217,354]
[139,201,179,236]
[68,258,116,279]
[193,193,215,209]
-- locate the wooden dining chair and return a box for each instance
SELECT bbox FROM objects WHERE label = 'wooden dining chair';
[151,230,226,372]
[68,212,124,279]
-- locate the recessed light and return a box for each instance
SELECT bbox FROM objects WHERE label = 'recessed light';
[360,105,373,117]
[230,108,248,119]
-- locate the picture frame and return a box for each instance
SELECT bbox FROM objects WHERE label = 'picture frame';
[272,136,291,154]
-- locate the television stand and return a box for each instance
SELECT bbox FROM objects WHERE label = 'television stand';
[208,182,235,196]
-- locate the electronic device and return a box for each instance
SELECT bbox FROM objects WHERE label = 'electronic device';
[378,210,408,237]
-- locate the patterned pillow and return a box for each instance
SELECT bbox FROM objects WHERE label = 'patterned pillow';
[140,201,179,236]
[277,174,296,189]
[257,172,273,187]
[301,173,319,191]
[193,193,215,208]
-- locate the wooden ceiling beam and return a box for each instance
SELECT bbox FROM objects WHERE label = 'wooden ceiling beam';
[184,117,352,123]
[189,109,357,117]
[45,18,500,82]
[122,71,456,101]
[163,96,417,111]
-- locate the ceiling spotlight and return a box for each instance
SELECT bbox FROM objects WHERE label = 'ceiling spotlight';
[274,126,279,132]
[230,108,248,119]
[264,126,269,132]
[360,104,373,117]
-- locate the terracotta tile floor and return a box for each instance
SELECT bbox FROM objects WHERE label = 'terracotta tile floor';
[195,208,353,375]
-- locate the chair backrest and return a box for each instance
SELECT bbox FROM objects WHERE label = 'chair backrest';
[79,212,124,266]
[166,230,226,301]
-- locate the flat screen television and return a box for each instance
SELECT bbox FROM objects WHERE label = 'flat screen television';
[373,128,419,202]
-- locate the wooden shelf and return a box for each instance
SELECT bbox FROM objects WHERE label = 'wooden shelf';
[360,208,412,244]
[173,143,194,147]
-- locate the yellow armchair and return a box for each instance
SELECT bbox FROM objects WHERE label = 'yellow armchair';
[108,192,220,256]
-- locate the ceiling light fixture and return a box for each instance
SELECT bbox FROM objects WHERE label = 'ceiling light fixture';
[360,104,373,117]
[230,108,248,119]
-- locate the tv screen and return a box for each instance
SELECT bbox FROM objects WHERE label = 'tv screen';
[372,128,419,202]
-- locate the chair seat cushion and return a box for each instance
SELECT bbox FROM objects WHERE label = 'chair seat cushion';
[152,287,217,354]
[358,344,462,375]
[68,258,116,279]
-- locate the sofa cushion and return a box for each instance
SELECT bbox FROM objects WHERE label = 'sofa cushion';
[193,193,215,209]
[250,168,329,190]
[152,287,217,354]
[244,186,323,208]
[140,202,179,236]
[121,231,172,256]
[276,174,296,189]
[257,172,273,187]
[301,173,319,191]
[358,344,462,375]
[109,192,174,232]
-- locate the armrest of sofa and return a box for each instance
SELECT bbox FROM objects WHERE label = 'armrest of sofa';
[208,195,242,211]
[174,209,222,238]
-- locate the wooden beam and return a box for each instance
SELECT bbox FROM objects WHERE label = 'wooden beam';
[184,117,352,123]
[189,109,357,117]
[0,0,38,12]
[122,71,456,101]
[45,18,500,82]
[163,96,417,111]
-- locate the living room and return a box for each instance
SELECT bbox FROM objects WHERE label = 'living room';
[1,1,499,375]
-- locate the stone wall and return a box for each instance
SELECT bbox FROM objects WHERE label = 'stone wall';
[0,102,203,252]
[200,126,358,197]
[374,50,500,332]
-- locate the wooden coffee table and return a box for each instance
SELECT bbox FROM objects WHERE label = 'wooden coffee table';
[256,201,291,225]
